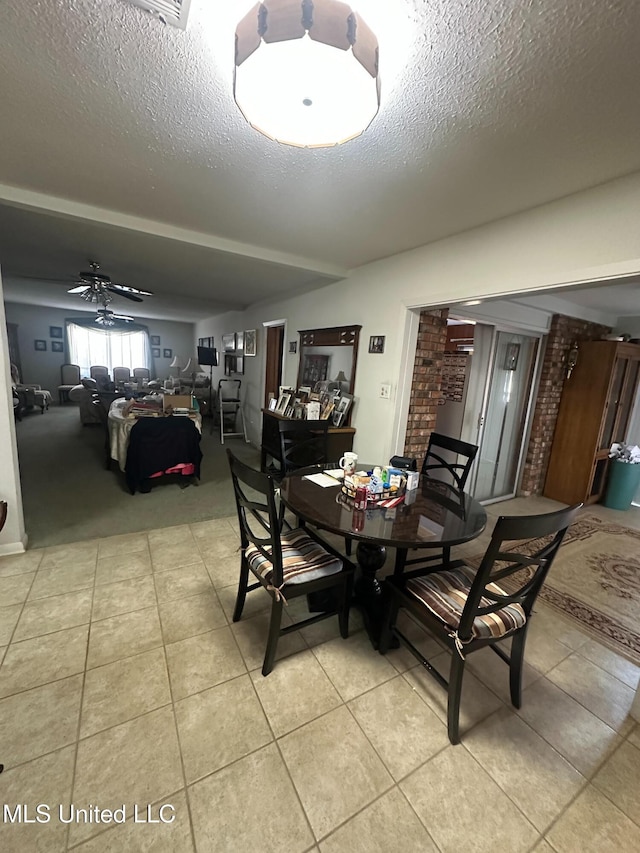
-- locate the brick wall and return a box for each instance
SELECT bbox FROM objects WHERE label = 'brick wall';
[403,308,448,461]
[519,313,611,495]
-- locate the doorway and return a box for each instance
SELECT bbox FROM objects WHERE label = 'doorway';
[263,322,285,408]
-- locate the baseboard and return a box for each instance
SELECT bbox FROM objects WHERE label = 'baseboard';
[0,535,28,556]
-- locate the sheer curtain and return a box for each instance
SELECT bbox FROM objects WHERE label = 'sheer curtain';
[67,321,151,377]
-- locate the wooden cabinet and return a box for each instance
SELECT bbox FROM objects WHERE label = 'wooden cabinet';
[260,410,355,472]
[544,341,640,505]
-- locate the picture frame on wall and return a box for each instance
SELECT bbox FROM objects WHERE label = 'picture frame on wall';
[49,326,63,339]
[163,348,172,359]
[51,341,64,353]
[222,333,236,352]
[150,336,161,346]
[224,354,236,376]
[198,336,214,348]
[152,347,161,358]
[34,339,47,351]
[368,335,385,354]
[235,356,244,375]
[236,331,244,353]
[245,329,257,356]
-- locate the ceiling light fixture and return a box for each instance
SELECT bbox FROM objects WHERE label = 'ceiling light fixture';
[234,0,380,148]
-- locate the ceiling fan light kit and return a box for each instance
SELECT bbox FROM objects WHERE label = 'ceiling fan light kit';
[234,0,380,148]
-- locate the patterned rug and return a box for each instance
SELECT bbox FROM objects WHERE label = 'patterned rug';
[469,514,640,666]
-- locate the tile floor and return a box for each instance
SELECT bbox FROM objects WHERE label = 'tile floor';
[0,505,639,852]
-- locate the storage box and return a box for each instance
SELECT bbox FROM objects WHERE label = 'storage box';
[163,394,193,412]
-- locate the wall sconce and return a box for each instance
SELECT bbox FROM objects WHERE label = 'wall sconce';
[566,342,579,379]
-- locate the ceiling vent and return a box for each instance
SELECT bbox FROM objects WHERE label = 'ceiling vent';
[124,0,191,30]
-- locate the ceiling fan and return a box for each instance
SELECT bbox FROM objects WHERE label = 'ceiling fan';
[67,261,153,304]
[94,307,135,327]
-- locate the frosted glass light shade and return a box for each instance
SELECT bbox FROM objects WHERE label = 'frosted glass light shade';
[234,1,380,148]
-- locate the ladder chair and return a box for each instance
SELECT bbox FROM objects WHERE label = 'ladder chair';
[218,379,248,444]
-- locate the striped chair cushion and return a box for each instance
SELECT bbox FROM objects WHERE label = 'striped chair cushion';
[245,528,342,586]
[406,565,526,641]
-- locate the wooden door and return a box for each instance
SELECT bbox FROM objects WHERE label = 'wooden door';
[264,325,284,408]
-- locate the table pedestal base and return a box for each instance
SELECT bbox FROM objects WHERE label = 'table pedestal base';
[354,542,389,648]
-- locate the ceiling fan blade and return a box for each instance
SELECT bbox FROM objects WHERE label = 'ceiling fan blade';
[111,283,154,297]
[106,285,143,303]
[67,285,90,294]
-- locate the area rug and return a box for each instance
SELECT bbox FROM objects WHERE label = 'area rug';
[469,515,640,666]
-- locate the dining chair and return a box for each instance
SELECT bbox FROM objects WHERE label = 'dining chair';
[276,419,330,480]
[379,503,582,743]
[113,366,131,384]
[133,367,150,381]
[90,365,110,381]
[58,363,81,403]
[227,449,354,676]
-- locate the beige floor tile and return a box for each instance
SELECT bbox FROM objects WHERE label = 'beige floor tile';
[176,673,272,782]
[0,675,83,767]
[39,542,98,569]
[29,563,95,600]
[529,604,589,651]
[166,626,246,700]
[464,707,586,831]
[13,588,93,641]
[230,608,306,671]
[629,723,640,749]
[382,609,443,674]
[190,517,237,543]
[147,524,192,548]
[578,640,640,690]
[400,745,537,853]
[194,529,240,566]
[72,790,193,852]
[311,631,397,701]
[517,677,621,776]
[204,553,243,590]
[87,606,162,669]
[95,550,153,585]
[97,531,150,558]
[279,705,393,839]
[467,644,542,703]
[592,740,640,825]
[189,742,314,853]
[250,650,342,737]
[70,706,183,846]
[0,625,89,698]
[0,604,22,645]
[518,621,575,675]
[547,785,640,853]
[216,581,270,622]
[153,562,212,603]
[319,788,439,853]
[158,590,227,644]
[149,538,203,573]
[299,606,365,648]
[403,651,504,736]
[530,841,555,853]
[348,675,449,780]
[0,549,44,578]
[546,653,636,733]
[0,745,76,853]
[0,572,35,605]
[91,575,156,621]
[81,647,171,738]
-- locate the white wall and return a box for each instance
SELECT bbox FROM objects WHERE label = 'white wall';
[210,171,640,464]
[0,270,27,554]
[4,302,195,393]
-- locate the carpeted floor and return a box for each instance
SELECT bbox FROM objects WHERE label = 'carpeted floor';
[470,513,640,666]
[15,404,260,549]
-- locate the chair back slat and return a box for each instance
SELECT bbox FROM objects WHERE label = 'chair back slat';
[457,503,582,638]
[278,420,329,475]
[227,450,285,585]
[421,432,478,491]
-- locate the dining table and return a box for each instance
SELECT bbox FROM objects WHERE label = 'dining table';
[279,465,487,645]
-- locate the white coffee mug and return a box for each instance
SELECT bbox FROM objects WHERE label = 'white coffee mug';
[339,451,358,474]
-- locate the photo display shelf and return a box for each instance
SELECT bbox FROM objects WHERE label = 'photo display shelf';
[272,385,354,427]
[441,352,468,403]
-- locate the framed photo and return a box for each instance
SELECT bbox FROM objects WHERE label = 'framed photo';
[275,392,291,415]
[504,342,520,371]
[223,333,236,352]
[369,335,385,354]
[51,340,64,353]
[268,397,278,411]
[332,409,345,427]
[334,393,352,425]
[150,335,161,346]
[236,331,244,353]
[302,354,329,384]
[198,336,214,348]
[320,399,335,420]
[163,348,172,359]
[289,341,297,354]
[235,356,244,375]
[224,354,236,376]
[245,329,257,356]
[34,339,46,351]
[152,347,161,358]
[49,326,63,339]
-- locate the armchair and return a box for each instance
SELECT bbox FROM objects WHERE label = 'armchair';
[10,363,52,416]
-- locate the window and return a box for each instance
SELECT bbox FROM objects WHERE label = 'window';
[67,323,151,377]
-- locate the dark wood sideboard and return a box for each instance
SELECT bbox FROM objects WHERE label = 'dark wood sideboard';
[260,409,355,472]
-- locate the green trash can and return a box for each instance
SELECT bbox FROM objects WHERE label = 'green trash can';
[603,460,640,510]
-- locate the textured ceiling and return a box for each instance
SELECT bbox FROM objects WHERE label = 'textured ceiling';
[1,0,640,319]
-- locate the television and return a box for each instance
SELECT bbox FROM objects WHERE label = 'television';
[197,346,218,367]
